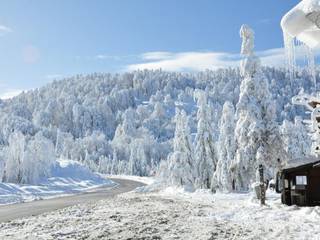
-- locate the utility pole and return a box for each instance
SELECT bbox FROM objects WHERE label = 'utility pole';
[259,164,266,205]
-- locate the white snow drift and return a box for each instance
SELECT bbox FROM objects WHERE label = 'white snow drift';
[0,159,114,205]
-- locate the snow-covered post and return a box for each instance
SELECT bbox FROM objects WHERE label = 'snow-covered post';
[259,164,266,205]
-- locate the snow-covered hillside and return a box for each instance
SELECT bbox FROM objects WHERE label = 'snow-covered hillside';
[0,67,317,186]
[0,159,114,205]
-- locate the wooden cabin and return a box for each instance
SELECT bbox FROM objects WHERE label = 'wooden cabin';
[276,157,320,206]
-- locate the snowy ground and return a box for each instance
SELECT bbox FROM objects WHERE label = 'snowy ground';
[0,159,114,205]
[105,174,155,185]
[1,180,320,240]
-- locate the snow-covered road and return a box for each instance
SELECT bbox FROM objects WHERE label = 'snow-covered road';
[0,178,144,223]
[1,186,320,239]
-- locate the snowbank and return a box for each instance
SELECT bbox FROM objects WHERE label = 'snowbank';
[0,159,114,205]
[105,174,155,185]
[152,187,320,239]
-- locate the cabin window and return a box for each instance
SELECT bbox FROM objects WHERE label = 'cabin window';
[296,176,307,185]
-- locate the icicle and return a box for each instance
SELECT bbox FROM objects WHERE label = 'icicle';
[283,31,296,81]
[307,46,317,91]
[297,38,317,91]
[283,31,317,90]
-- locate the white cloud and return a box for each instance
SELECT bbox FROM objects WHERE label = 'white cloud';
[128,52,239,72]
[0,25,13,35]
[141,52,173,60]
[95,54,120,60]
[94,54,136,61]
[126,48,291,72]
[0,89,23,100]
[258,48,286,67]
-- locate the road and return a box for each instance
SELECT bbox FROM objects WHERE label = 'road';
[0,178,145,223]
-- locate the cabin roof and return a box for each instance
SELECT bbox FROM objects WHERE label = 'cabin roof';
[283,156,320,172]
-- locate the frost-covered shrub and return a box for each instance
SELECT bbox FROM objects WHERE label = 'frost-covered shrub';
[2,131,26,183]
[22,132,56,184]
[1,131,56,184]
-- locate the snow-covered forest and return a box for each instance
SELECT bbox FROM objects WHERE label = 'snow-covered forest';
[0,24,318,190]
[0,65,316,188]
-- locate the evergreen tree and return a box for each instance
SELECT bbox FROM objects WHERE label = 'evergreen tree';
[234,25,287,190]
[165,109,194,186]
[194,91,217,189]
[213,101,236,192]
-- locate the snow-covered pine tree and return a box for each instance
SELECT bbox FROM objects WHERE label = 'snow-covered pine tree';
[194,91,217,189]
[234,25,286,190]
[212,101,236,192]
[165,109,194,187]
[143,101,171,141]
[280,117,311,161]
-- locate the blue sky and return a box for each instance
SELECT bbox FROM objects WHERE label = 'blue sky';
[0,0,302,98]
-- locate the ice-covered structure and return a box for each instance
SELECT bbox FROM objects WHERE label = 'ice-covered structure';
[281,0,320,49]
[282,1,320,155]
[292,94,320,155]
[281,0,319,82]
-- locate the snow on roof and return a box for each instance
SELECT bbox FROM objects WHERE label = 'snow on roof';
[283,156,320,170]
[302,0,320,13]
[281,0,320,49]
